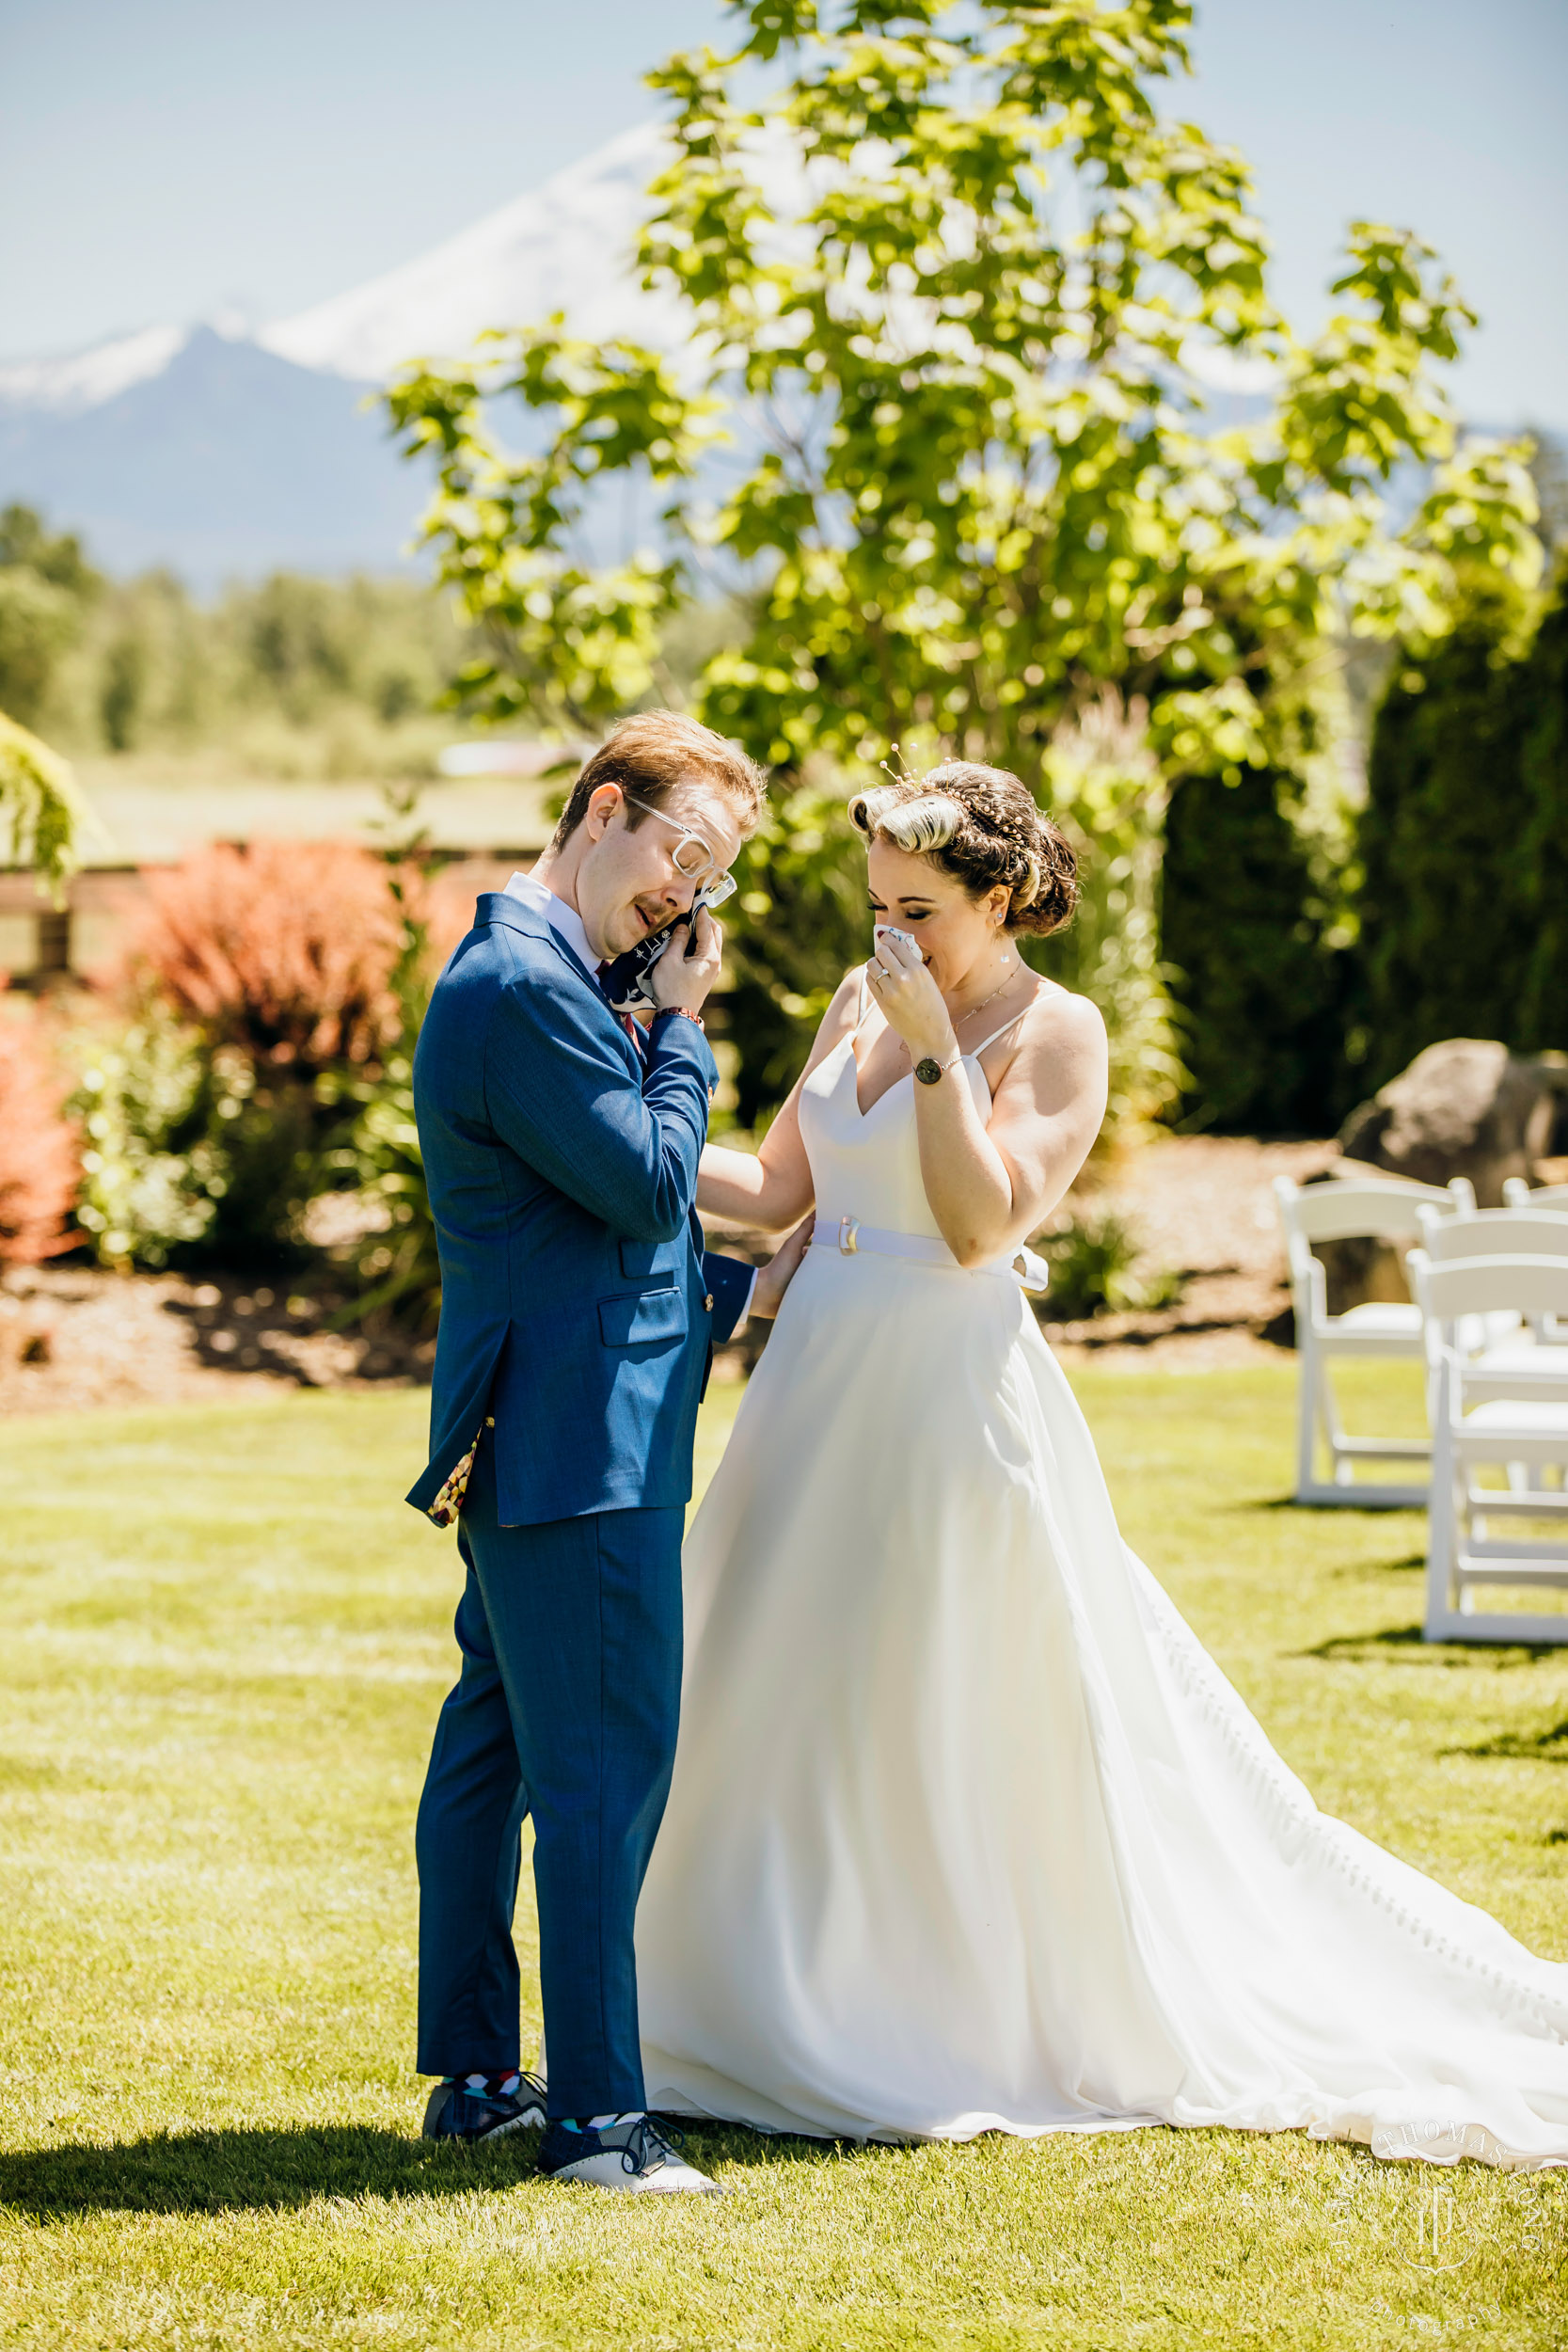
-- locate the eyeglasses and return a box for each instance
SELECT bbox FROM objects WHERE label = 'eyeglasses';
[625,794,737,905]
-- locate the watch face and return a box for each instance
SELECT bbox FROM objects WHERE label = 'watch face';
[914,1056,943,1085]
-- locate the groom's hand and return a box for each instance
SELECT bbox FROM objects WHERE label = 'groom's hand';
[750,1215,814,1320]
[652,905,724,1015]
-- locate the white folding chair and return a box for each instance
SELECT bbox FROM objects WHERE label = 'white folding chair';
[1416,1204,1568,1355]
[1418,1207,1568,1261]
[1275,1174,1477,1506]
[1503,1178,1568,1212]
[1409,1251,1568,1644]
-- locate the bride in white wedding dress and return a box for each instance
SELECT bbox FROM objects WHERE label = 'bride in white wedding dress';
[635,762,1568,2170]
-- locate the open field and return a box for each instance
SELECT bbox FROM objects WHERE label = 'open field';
[1,1364,1566,2349]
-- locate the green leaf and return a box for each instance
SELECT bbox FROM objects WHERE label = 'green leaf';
[0,709,86,898]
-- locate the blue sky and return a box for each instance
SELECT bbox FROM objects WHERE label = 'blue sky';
[2,0,1564,425]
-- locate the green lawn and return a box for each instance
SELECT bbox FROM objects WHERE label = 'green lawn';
[1,1364,1565,2350]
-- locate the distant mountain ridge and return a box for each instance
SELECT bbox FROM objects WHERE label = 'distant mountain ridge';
[0,130,673,586]
[0,329,416,581]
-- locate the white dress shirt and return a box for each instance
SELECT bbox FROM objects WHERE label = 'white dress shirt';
[503,867,595,973]
[500,869,757,1329]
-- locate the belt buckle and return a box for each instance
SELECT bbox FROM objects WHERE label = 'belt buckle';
[837,1215,861,1256]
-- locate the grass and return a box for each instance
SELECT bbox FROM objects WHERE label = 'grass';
[1,1362,1566,2349]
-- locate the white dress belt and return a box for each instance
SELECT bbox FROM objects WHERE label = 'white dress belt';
[810,1216,1050,1294]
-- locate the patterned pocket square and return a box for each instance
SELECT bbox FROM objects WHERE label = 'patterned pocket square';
[427,1433,481,1527]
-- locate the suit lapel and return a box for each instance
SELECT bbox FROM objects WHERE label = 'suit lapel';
[480,891,641,1077]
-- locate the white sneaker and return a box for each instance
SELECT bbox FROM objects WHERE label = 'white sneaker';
[537,2113,722,2194]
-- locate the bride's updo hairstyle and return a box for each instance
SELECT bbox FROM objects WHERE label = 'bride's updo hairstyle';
[847,761,1078,937]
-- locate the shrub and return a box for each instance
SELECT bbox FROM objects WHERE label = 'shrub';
[317,1052,439,1330]
[312,866,441,1328]
[131,840,412,1073]
[0,1008,78,1264]
[77,841,442,1282]
[71,1014,319,1269]
[1040,1210,1184,1321]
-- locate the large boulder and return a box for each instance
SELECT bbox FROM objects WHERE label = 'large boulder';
[1338,1039,1568,1206]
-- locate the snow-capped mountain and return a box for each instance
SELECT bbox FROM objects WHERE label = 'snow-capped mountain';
[260,124,672,383]
[0,326,428,582]
[0,130,674,585]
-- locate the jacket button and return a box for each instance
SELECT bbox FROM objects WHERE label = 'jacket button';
[704,1294,714,1311]
[484,1416,495,1428]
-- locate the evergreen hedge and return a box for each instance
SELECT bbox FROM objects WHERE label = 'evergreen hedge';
[1519,580,1568,1049]
[1160,767,1350,1135]
[1357,566,1567,1089]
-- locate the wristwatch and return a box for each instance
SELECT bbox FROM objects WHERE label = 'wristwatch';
[914,1051,960,1085]
[655,1006,705,1032]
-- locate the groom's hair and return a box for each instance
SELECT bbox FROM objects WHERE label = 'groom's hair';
[550,713,767,850]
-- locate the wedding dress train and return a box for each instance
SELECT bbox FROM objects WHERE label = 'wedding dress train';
[634,992,1568,2168]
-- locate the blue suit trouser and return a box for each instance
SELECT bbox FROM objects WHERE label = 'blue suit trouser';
[414,1434,683,2120]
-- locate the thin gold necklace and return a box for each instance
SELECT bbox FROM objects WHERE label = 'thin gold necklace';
[948,953,1024,1029]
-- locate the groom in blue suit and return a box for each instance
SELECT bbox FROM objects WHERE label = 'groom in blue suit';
[408,715,800,2193]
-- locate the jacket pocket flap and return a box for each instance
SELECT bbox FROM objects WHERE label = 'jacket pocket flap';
[598,1286,688,1348]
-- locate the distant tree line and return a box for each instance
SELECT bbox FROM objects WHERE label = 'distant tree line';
[0,505,469,779]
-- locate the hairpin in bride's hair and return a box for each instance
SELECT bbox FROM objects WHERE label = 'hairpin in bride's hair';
[878,742,918,789]
[846,785,963,854]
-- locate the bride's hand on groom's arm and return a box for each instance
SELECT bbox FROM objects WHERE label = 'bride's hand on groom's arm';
[749,1216,814,1320]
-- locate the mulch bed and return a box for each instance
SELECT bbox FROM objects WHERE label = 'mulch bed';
[1040,1133,1338,1370]
[0,1263,434,1419]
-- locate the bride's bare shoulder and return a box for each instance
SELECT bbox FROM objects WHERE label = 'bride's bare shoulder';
[1008,977,1107,1089]
[1022,975,1104,1041]
[796,964,867,1079]
[824,964,870,1040]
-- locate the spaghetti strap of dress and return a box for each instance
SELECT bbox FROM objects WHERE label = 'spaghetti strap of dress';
[965,1007,1030,1059]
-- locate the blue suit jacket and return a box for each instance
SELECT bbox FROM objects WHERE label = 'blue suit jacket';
[405,891,753,1529]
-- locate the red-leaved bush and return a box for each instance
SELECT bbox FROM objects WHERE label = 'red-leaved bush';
[0,1009,79,1264]
[132,841,419,1071]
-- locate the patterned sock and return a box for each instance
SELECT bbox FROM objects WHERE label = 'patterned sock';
[561,2110,643,2134]
[447,2070,521,2100]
